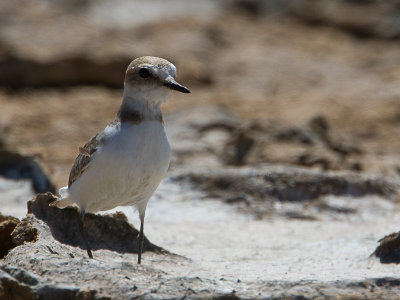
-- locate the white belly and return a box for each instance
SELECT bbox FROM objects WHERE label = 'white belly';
[69,121,171,213]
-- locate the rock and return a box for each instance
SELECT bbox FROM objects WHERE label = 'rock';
[167,107,364,171]
[0,149,56,193]
[223,129,255,166]
[0,268,38,300]
[11,219,38,247]
[3,240,400,299]
[0,56,129,90]
[0,213,37,259]
[227,0,299,18]
[166,105,240,169]
[308,115,361,156]
[0,1,217,90]
[296,152,332,170]
[27,192,167,255]
[264,114,363,165]
[0,214,20,258]
[1,175,400,298]
[0,136,56,219]
[290,0,400,39]
[273,126,315,145]
[175,164,397,202]
[227,0,400,39]
[0,209,192,299]
[372,232,400,264]
[172,164,398,219]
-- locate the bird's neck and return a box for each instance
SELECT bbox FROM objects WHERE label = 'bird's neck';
[119,95,163,124]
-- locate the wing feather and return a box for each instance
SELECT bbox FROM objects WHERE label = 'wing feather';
[68,135,101,188]
[67,117,120,188]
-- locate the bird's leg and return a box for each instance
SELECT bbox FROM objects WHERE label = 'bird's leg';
[138,216,144,264]
[78,210,93,259]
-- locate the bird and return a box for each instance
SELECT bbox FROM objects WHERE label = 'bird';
[52,56,190,264]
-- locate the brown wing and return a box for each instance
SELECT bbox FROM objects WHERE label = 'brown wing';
[68,117,121,188]
[68,133,102,188]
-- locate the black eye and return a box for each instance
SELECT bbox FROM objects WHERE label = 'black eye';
[139,68,150,78]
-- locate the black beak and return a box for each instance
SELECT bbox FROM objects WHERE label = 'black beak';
[164,77,191,93]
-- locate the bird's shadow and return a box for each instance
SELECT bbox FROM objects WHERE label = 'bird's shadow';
[27,192,167,255]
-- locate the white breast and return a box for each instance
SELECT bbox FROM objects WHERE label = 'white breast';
[69,120,171,213]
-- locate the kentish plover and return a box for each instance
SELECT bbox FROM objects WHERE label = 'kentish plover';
[53,56,190,264]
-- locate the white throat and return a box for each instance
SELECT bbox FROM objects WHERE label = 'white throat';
[122,83,171,117]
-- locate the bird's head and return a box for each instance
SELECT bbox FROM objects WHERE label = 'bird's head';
[124,56,190,107]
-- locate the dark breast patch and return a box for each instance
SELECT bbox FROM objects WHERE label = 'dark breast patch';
[118,108,144,124]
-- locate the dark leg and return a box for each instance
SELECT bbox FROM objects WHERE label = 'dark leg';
[138,217,144,264]
[77,210,93,259]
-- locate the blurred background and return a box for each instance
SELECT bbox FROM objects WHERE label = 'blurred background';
[3,2,400,293]
[0,0,400,190]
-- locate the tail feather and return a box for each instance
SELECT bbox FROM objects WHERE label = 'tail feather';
[49,186,75,208]
[58,186,70,199]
